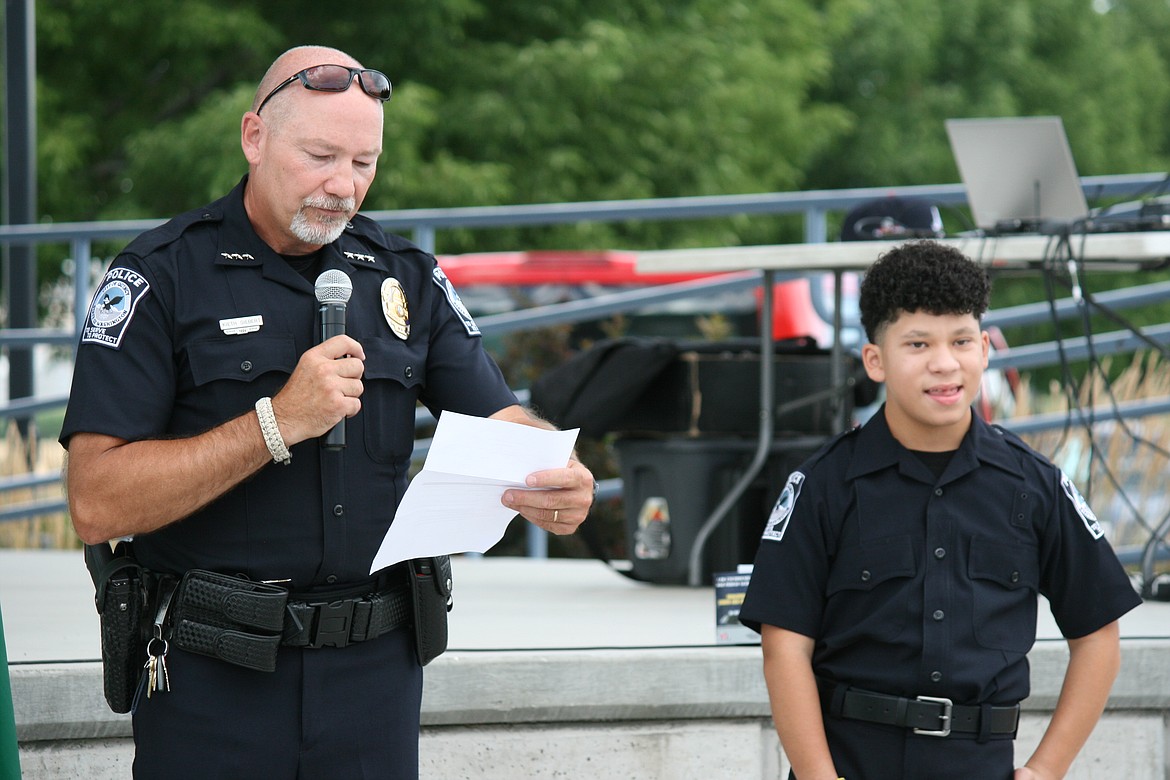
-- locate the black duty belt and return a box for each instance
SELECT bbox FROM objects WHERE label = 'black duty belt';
[168,569,414,672]
[818,679,1019,739]
[282,583,412,649]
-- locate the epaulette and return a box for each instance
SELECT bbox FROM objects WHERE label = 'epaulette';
[803,424,862,469]
[991,423,1031,451]
[346,215,430,257]
[992,423,1054,467]
[120,200,225,259]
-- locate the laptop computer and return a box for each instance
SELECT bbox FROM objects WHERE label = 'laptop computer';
[945,116,1089,233]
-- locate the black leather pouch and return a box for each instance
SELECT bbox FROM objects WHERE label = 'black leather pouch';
[408,556,453,666]
[167,569,288,673]
[85,542,149,714]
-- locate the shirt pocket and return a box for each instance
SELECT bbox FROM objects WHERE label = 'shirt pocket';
[359,337,428,463]
[182,335,298,430]
[968,536,1040,653]
[187,334,297,385]
[825,535,917,642]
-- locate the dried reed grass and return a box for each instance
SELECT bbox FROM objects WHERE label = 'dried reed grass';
[1016,351,1170,549]
[0,422,76,549]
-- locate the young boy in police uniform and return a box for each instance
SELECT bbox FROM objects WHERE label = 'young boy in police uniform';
[739,241,1141,780]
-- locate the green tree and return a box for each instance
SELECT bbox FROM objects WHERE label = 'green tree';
[19,0,1170,247]
[31,0,856,250]
[422,0,854,251]
[36,0,279,220]
[806,0,1170,205]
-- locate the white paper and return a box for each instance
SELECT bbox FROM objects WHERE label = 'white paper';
[369,411,580,572]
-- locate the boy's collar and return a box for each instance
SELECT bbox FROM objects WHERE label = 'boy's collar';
[846,407,1022,481]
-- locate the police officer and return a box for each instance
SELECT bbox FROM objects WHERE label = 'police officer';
[739,241,1141,780]
[61,45,595,780]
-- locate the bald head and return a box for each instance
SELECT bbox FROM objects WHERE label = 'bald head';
[251,46,364,115]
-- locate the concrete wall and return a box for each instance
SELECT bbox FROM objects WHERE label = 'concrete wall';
[11,641,1170,779]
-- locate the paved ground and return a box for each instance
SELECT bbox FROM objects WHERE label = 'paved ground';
[2,550,1168,664]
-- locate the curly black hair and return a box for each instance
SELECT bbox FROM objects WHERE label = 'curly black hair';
[859,240,991,343]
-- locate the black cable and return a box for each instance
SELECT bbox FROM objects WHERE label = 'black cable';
[1040,224,1169,593]
[1039,232,1079,455]
[1140,511,1170,600]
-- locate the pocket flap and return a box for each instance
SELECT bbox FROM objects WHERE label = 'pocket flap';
[362,337,425,388]
[827,536,916,595]
[969,537,1039,590]
[187,335,297,386]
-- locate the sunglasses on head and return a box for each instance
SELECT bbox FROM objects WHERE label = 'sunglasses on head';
[256,64,392,115]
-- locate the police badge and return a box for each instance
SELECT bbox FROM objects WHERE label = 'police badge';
[381,278,410,340]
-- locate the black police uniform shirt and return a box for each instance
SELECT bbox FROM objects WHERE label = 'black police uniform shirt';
[60,177,518,588]
[739,406,1142,707]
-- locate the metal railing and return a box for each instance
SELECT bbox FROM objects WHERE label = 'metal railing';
[2,173,1170,565]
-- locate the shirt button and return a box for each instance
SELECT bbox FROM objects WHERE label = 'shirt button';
[932,610,945,621]
[930,671,943,682]
[934,547,946,560]
[333,504,344,517]
[934,488,943,497]
[326,574,338,584]
[404,366,413,379]
[1011,571,1020,583]
[240,360,253,372]
[860,570,871,582]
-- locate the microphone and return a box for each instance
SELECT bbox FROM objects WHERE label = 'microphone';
[315,269,353,450]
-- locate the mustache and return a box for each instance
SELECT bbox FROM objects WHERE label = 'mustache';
[301,195,355,214]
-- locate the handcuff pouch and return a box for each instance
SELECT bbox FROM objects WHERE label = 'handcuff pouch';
[408,556,453,666]
[85,541,150,714]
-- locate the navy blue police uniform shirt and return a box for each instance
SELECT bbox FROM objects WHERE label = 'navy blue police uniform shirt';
[60,177,518,588]
[739,407,1142,706]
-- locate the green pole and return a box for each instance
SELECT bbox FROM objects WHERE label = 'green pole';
[0,602,21,780]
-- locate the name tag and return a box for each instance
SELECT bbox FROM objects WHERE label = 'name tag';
[219,315,263,335]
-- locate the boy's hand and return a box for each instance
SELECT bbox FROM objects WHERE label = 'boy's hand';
[1015,766,1056,780]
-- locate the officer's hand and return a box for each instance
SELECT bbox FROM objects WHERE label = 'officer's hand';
[502,458,595,535]
[271,335,365,446]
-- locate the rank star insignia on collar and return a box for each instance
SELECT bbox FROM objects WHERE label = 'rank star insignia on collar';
[381,278,411,339]
[220,252,256,261]
[345,251,376,264]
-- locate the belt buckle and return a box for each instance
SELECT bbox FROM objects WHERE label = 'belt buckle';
[308,599,355,649]
[913,695,952,737]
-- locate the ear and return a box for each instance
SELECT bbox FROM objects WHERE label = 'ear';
[241,112,264,166]
[862,342,886,383]
[980,329,990,369]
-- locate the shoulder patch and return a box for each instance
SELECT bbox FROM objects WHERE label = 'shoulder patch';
[81,267,151,349]
[431,266,480,336]
[1060,471,1104,540]
[762,471,805,543]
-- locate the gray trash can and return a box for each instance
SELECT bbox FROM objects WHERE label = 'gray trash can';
[617,435,825,585]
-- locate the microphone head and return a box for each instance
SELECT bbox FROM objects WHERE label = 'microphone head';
[314,269,353,305]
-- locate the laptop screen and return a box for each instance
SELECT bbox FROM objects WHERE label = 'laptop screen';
[945,116,1088,231]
